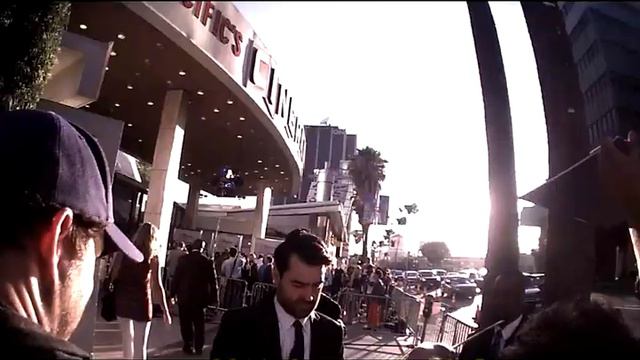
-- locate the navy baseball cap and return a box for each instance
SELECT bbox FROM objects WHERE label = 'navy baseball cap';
[0,109,143,262]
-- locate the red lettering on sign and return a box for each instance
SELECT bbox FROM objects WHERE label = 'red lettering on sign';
[212,9,223,40]
[200,1,214,26]
[192,1,203,18]
[182,1,194,9]
[232,28,243,57]
[219,17,231,44]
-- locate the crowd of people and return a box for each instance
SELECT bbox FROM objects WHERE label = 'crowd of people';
[1,109,640,360]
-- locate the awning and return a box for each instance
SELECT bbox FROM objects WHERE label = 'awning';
[520,152,626,227]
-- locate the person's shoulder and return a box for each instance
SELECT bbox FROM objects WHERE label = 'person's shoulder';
[313,311,343,332]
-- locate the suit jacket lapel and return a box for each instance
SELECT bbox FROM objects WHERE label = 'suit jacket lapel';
[259,298,283,360]
[309,312,322,360]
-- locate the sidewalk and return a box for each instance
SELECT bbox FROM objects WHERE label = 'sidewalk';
[92,316,219,359]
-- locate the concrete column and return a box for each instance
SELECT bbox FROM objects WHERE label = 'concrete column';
[144,90,187,267]
[251,181,272,253]
[183,177,201,229]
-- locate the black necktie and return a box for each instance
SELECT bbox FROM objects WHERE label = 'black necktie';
[290,320,304,360]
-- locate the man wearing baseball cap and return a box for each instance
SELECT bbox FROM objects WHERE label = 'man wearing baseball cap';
[0,110,143,358]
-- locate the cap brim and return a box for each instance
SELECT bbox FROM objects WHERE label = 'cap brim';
[105,223,144,263]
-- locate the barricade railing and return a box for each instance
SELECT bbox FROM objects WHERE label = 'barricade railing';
[436,313,476,353]
[337,290,393,327]
[219,277,247,311]
[251,282,276,306]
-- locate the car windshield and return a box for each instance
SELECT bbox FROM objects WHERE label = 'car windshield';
[419,270,433,276]
[450,277,471,285]
[405,271,418,277]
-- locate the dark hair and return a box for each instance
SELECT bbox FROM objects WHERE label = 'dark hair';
[3,203,104,254]
[193,239,205,250]
[274,229,331,275]
[266,255,273,263]
[229,247,238,257]
[500,299,640,359]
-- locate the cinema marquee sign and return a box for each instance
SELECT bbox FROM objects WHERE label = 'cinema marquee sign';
[162,1,305,164]
[181,1,243,57]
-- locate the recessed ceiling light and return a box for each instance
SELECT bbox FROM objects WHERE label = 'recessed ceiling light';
[84,104,90,108]
[264,167,268,171]
[79,24,88,30]
[275,164,280,168]
[166,80,173,85]
[147,101,154,106]
[187,163,192,166]
[213,108,220,113]
[114,103,120,107]
[196,90,204,96]
[105,67,109,71]
[236,135,243,139]
[257,160,263,164]
[226,99,234,105]
[127,123,133,127]
[249,185,253,189]
[135,72,141,77]
[260,176,264,179]
[275,179,279,183]
[239,116,245,121]
[178,70,186,76]
[280,171,285,175]
[253,170,259,174]
[285,177,289,180]
[181,165,185,169]
[117,33,126,40]
[156,42,163,48]
[201,116,206,120]
[190,171,194,175]
[126,84,133,90]
[138,139,143,143]
[197,169,201,173]
[244,172,249,175]
[226,122,231,126]
[110,51,117,57]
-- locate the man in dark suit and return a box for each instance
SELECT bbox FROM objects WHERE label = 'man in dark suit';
[210,229,344,360]
[171,239,218,355]
[459,271,527,360]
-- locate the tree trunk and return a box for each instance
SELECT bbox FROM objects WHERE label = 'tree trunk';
[362,223,370,258]
[467,1,520,328]
[521,2,595,305]
[0,3,71,110]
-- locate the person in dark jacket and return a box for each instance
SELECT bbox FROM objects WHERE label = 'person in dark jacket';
[171,239,219,355]
[0,110,143,359]
[211,229,344,360]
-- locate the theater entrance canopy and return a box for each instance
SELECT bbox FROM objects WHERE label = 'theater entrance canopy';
[68,1,305,197]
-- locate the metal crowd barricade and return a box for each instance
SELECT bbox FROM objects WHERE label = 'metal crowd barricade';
[251,282,276,306]
[337,289,393,326]
[389,287,425,346]
[436,313,477,353]
[220,277,247,310]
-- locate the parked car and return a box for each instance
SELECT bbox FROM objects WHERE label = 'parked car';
[523,273,545,308]
[432,269,447,278]
[442,276,478,300]
[404,270,419,285]
[418,270,437,280]
[420,277,442,293]
[391,269,405,282]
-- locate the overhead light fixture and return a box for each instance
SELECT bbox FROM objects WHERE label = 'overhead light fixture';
[146,101,154,106]
[84,104,90,108]
[213,108,220,113]
[105,67,109,71]
[114,103,120,107]
[117,33,126,40]
[126,84,133,90]
[110,51,117,57]
[187,163,192,166]
[280,171,285,175]
[260,176,264,179]
[201,116,206,120]
[285,177,289,181]
[236,135,243,139]
[253,170,259,174]
[79,24,88,30]
[196,90,204,96]
[190,171,194,175]
[181,166,185,169]
[239,116,245,121]
[257,160,263,164]
[275,179,279,183]
[226,122,231,126]
[244,172,249,175]
[138,139,143,143]
[127,123,133,127]
[197,169,201,173]
[166,80,173,85]
[275,164,280,168]
[226,99,234,105]
[264,167,268,171]
[178,70,186,76]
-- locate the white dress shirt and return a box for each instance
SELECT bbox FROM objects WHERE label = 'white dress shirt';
[221,256,244,279]
[274,296,315,360]
[494,314,523,352]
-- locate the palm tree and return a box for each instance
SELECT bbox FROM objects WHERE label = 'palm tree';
[0,3,70,110]
[467,1,520,328]
[349,147,387,257]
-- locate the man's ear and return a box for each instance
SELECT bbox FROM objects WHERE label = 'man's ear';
[273,266,281,286]
[39,208,74,280]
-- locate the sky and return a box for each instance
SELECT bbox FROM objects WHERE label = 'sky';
[231,1,549,258]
